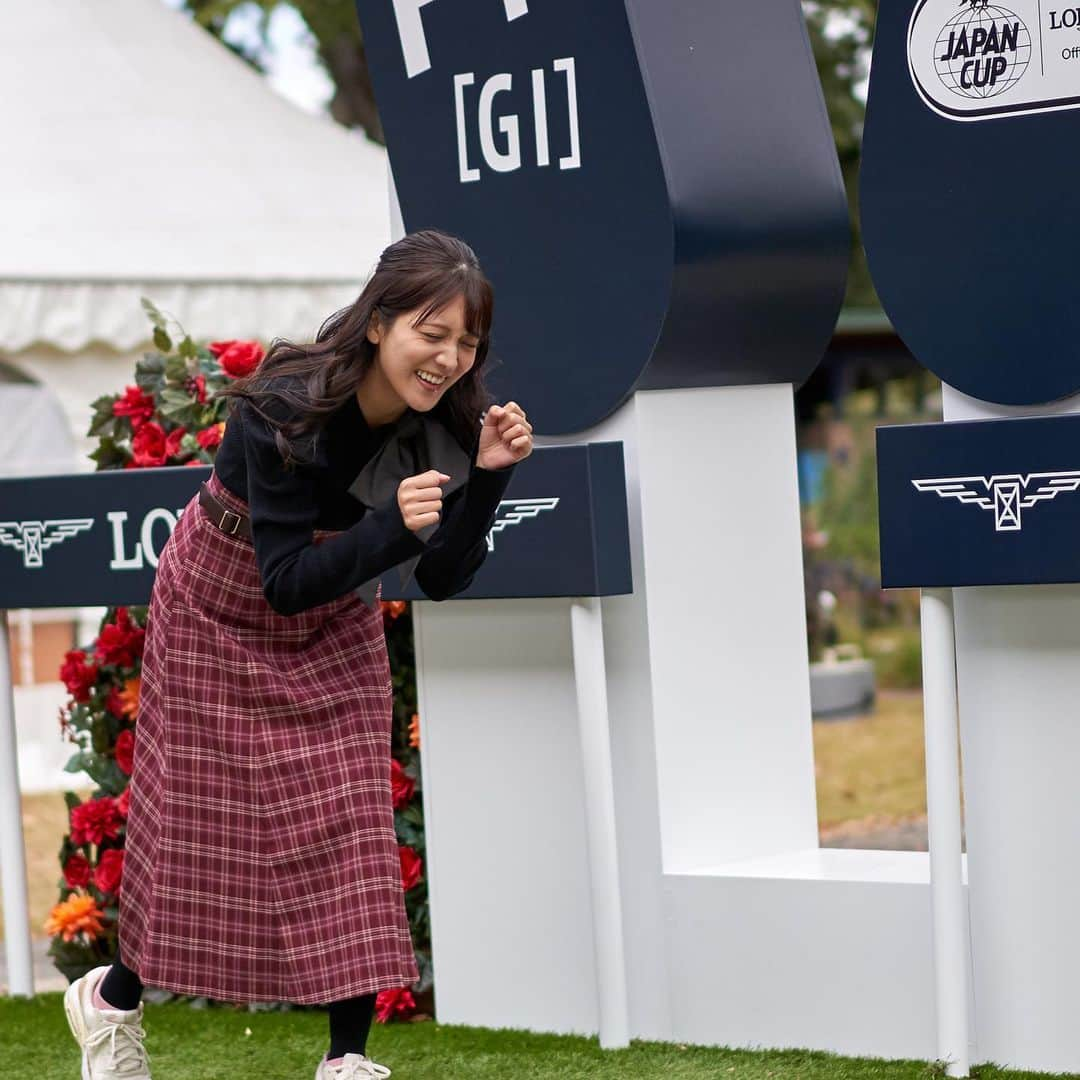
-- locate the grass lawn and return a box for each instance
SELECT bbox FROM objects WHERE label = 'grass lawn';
[0,995,1068,1080]
[812,691,927,828]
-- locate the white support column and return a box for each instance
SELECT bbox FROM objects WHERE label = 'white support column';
[0,610,34,997]
[920,588,969,1078]
[569,597,629,1049]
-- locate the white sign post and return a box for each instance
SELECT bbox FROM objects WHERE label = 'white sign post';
[0,610,34,996]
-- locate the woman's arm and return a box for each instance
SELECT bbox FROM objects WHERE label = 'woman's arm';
[240,400,425,616]
[413,453,517,601]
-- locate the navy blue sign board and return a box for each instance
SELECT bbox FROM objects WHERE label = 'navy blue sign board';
[877,413,1080,587]
[355,0,849,434]
[861,0,1080,405]
[0,446,631,608]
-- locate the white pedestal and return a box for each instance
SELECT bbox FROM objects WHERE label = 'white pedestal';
[413,385,824,1041]
[942,384,1080,1073]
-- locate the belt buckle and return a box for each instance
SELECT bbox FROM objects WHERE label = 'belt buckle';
[217,508,242,535]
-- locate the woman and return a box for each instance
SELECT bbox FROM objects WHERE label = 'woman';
[62,229,534,1080]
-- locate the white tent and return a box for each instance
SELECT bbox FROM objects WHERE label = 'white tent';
[0,5,395,969]
[0,0,391,460]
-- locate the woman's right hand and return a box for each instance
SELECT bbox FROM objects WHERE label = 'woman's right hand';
[398,470,450,532]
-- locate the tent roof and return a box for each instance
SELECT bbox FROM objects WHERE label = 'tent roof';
[1,0,392,348]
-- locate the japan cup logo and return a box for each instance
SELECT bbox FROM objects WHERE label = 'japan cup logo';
[933,1,1032,99]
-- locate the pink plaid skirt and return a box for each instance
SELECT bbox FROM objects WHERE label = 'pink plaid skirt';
[118,469,418,1004]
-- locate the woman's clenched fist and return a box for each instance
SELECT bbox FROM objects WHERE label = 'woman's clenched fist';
[398,469,450,532]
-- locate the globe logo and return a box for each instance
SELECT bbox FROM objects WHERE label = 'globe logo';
[934,1,1031,99]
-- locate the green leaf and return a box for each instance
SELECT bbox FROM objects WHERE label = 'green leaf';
[164,355,189,384]
[134,353,166,394]
[63,752,90,774]
[152,326,173,353]
[140,297,167,330]
[87,401,121,438]
[178,335,199,359]
[158,391,202,428]
[89,437,130,473]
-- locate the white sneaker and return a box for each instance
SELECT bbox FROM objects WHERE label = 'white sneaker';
[63,963,153,1079]
[314,1051,392,1079]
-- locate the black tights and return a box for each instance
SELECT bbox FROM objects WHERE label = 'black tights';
[99,948,377,1058]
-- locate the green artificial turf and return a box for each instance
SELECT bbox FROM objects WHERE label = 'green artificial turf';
[0,993,1071,1080]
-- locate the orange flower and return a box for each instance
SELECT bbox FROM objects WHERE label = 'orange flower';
[408,713,420,750]
[44,893,106,943]
[117,676,140,719]
[380,600,407,621]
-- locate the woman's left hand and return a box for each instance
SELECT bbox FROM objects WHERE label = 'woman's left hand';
[477,401,533,471]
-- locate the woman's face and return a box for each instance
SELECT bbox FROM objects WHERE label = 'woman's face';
[367,293,480,412]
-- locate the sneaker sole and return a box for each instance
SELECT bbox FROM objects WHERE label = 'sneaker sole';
[62,977,93,1080]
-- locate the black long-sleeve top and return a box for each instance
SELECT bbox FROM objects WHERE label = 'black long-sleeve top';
[212,381,516,616]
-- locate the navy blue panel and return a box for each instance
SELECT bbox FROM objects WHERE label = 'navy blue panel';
[354,0,848,434]
[585,441,632,597]
[878,415,1080,588]
[0,466,210,608]
[383,443,632,600]
[862,0,1080,405]
[0,448,632,608]
[626,0,849,395]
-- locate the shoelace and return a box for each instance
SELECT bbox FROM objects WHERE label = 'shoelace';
[328,1055,391,1079]
[85,1016,152,1076]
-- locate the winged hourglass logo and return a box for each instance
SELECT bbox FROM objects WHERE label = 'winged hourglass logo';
[912,472,1080,531]
[0,519,95,568]
[487,498,560,551]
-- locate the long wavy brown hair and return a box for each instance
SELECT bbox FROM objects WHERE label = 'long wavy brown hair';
[215,229,495,467]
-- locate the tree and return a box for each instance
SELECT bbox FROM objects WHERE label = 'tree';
[183,0,383,141]
[181,0,879,303]
[801,1,880,308]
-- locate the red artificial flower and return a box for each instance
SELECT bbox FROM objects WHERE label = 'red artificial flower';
[189,373,207,404]
[63,852,91,889]
[209,339,264,379]
[94,607,144,668]
[196,422,225,450]
[114,729,135,775]
[105,685,126,719]
[70,797,123,847]
[60,650,98,703]
[399,845,423,892]
[390,758,415,810]
[112,385,156,432]
[116,786,131,819]
[131,421,168,467]
[93,849,124,896]
[374,987,416,1024]
[164,426,187,459]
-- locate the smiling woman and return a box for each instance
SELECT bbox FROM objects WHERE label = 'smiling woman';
[359,293,482,426]
[61,229,534,1080]
[219,229,499,467]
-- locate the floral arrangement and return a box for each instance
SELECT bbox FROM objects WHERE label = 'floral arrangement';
[46,301,429,1020]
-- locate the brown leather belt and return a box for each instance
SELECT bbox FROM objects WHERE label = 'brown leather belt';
[199,481,253,540]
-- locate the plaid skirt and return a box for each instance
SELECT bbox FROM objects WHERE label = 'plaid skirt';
[118,469,419,1004]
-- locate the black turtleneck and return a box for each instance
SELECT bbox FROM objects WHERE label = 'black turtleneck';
[212,382,516,616]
